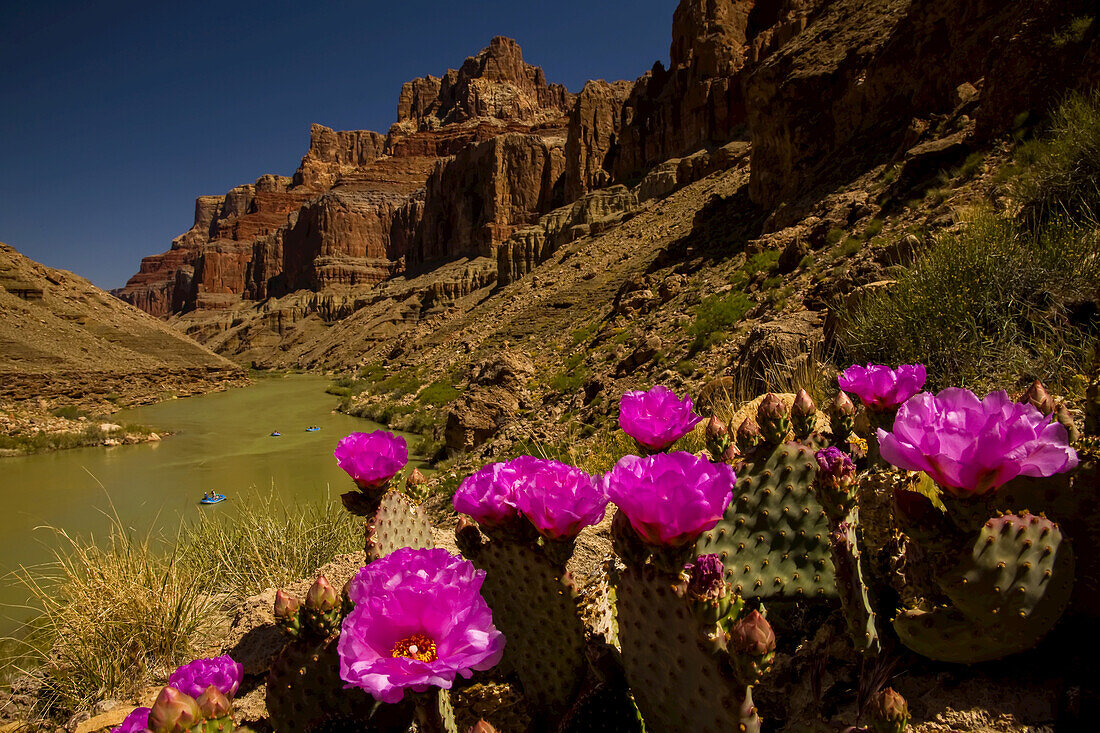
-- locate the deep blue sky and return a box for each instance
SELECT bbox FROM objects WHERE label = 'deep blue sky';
[0,1,674,289]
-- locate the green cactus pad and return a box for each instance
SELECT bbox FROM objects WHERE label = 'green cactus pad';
[697,442,835,600]
[894,512,1074,663]
[267,633,414,732]
[367,489,435,561]
[830,522,880,654]
[616,564,760,732]
[463,534,587,723]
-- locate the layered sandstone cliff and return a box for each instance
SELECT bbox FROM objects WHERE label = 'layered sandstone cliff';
[116,36,572,318]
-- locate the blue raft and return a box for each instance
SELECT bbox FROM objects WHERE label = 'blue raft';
[200,494,227,505]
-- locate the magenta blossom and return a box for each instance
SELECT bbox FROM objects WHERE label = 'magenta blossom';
[112,707,150,733]
[339,548,505,704]
[816,446,855,478]
[878,388,1078,498]
[838,364,927,410]
[334,431,409,489]
[604,451,735,547]
[509,456,608,539]
[619,386,704,451]
[452,461,520,527]
[167,655,243,700]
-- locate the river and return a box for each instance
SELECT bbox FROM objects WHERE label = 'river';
[0,374,418,636]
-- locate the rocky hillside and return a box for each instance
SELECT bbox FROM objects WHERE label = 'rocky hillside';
[0,242,243,414]
[112,0,1098,452]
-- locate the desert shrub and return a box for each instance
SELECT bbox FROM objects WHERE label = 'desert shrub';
[744,250,780,276]
[1015,89,1100,227]
[687,290,753,353]
[48,405,86,420]
[840,210,1100,393]
[417,380,461,407]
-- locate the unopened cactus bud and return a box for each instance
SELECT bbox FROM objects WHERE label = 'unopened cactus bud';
[469,721,499,733]
[273,589,302,638]
[705,415,731,461]
[148,686,202,733]
[405,467,430,502]
[791,389,817,439]
[727,609,776,685]
[867,687,909,733]
[1020,380,1055,415]
[757,393,791,445]
[815,447,857,520]
[274,589,300,620]
[1054,402,1080,444]
[737,415,763,450]
[720,443,739,464]
[196,685,231,721]
[831,391,857,442]
[305,575,338,613]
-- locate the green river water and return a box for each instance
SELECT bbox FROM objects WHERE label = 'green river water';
[0,374,416,636]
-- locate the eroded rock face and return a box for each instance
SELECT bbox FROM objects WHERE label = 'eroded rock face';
[116,37,573,320]
[410,133,567,265]
[564,80,633,201]
[614,0,810,183]
[744,0,1099,208]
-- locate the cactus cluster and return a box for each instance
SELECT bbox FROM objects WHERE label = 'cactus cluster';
[123,369,1094,732]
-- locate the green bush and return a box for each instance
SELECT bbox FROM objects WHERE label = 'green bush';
[840,210,1100,392]
[1015,89,1100,227]
[417,380,461,407]
[49,405,86,420]
[688,290,753,353]
[744,250,780,276]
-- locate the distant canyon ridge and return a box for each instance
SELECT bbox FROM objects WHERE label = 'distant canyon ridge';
[113,0,1099,367]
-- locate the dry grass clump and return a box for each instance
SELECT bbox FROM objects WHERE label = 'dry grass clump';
[4,493,361,718]
[7,517,214,713]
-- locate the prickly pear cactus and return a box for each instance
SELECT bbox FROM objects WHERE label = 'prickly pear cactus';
[367,488,435,561]
[829,521,880,655]
[615,564,761,733]
[893,512,1074,662]
[267,632,414,732]
[697,441,835,600]
[457,526,587,725]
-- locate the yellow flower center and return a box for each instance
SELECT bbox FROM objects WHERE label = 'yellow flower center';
[391,633,438,662]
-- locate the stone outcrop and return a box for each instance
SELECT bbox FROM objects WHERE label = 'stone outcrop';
[410,133,567,264]
[393,37,572,131]
[563,80,633,200]
[613,0,815,183]
[293,125,386,190]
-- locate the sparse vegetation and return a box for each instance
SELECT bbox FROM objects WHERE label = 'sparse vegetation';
[417,380,462,407]
[687,290,752,354]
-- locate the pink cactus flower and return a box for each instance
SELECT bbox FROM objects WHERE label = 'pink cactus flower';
[112,707,150,733]
[877,388,1078,497]
[619,386,704,451]
[334,430,408,489]
[604,451,735,547]
[837,364,927,410]
[339,548,505,704]
[509,456,608,539]
[167,654,243,700]
[452,461,520,527]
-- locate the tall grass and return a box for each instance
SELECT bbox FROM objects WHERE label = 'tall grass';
[4,493,362,718]
[178,491,362,599]
[840,211,1100,393]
